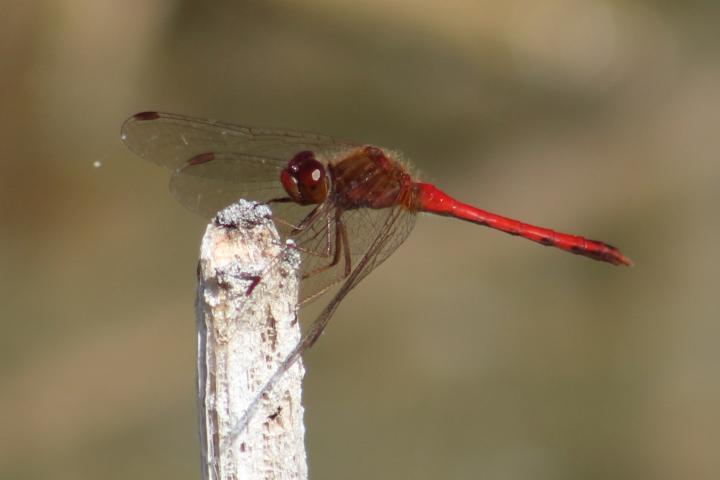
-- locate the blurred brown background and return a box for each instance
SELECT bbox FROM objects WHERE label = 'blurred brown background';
[1,1,718,479]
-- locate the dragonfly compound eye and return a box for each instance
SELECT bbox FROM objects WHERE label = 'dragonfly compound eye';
[281,151,328,205]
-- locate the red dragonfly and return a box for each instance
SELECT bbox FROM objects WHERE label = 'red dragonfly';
[122,111,631,426]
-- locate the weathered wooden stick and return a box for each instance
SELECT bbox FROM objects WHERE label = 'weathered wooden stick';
[196,200,307,480]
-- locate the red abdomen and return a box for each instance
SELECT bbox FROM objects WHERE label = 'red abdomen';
[412,183,632,266]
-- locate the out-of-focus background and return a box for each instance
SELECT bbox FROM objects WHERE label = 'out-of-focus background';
[2,1,718,479]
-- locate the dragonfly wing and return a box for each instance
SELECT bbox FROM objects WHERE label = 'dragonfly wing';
[291,204,416,306]
[122,112,360,217]
[233,205,416,433]
[309,204,415,336]
[168,152,288,217]
[342,205,417,287]
[121,112,358,169]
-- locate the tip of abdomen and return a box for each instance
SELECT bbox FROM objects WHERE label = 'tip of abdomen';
[583,241,633,266]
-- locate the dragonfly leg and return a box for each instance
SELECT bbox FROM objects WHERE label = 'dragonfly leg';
[288,205,334,261]
[300,210,346,279]
[339,214,352,277]
[263,198,325,232]
[294,213,355,307]
[266,197,294,204]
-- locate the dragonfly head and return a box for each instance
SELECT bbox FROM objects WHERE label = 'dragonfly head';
[280,150,329,205]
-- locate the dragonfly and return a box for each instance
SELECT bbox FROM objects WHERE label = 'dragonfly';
[121,111,632,429]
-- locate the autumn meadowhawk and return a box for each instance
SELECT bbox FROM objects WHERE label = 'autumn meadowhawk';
[121,111,631,425]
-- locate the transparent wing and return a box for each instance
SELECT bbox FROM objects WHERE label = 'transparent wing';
[121,111,358,168]
[168,152,288,217]
[340,205,417,290]
[121,111,359,216]
[121,110,416,306]
[234,205,416,432]
[292,203,416,306]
